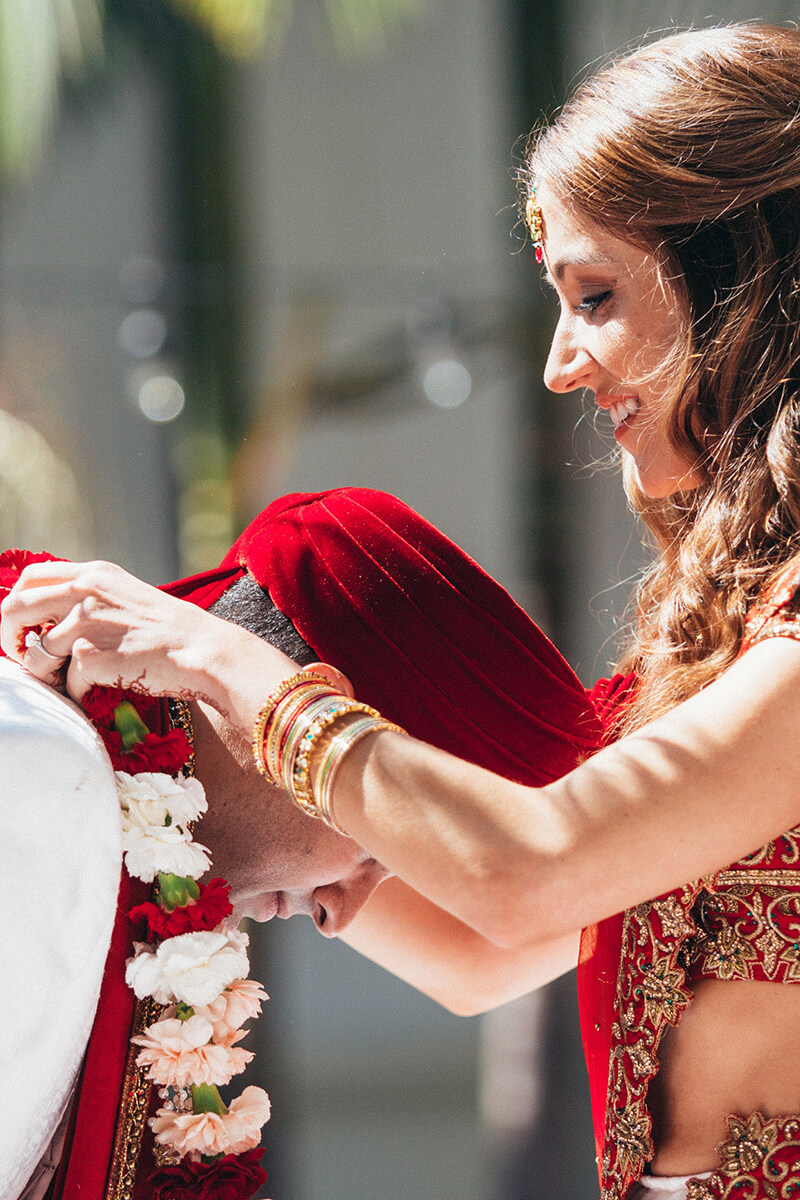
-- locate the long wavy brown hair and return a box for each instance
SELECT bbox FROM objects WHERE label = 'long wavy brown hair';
[521,23,800,735]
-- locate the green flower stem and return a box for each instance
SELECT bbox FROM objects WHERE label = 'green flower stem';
[112,701,150,750]
[158,872,200,911]
[191,1083,228,1115]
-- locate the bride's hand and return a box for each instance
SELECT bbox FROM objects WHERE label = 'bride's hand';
[0,559,294,720]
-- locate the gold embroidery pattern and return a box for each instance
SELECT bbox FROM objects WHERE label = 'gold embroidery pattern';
[747,618,800,651]
[690,883,800,982]
[600,885,701,1200]
[742,557,800,649]
[685,1112,800,1199]
[601,840,800,1197]
[168,697,196,778]
[737,829,800,869]
[688,832,800,985]
[105,995,163,1200]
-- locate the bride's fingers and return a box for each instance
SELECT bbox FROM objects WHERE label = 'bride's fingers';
[0,561,134,661]
[13,560,94,588]
[2,557,233,705]
[63,640,110,703]
[0,586,84,661]
[21,628,69,689]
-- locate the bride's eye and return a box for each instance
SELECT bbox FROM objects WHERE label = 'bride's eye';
[576,290,612,313]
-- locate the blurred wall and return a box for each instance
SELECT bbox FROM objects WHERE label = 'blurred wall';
[0,54,178,580]
[231,0,526,595]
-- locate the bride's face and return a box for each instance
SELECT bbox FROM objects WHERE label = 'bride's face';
[536,182,702,498]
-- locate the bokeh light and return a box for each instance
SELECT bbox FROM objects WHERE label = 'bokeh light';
[137,374,185,423]
[422,358,472,408]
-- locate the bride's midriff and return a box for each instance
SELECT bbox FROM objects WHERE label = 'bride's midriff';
[648,977,800,1175]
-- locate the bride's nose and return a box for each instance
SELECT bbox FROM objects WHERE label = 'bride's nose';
[543,313,596,394]
[312,859,391,937]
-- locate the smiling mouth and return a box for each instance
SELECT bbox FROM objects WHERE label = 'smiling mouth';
[605,395,641,430]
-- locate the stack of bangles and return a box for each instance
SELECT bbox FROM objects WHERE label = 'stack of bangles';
[251,670,407,834]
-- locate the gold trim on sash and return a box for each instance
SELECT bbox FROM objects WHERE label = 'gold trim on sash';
[105,996,162,1200]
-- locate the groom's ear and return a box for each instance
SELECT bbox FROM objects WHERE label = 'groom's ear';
[305,662,354,699]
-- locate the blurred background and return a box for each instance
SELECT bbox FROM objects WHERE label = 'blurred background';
[1,1,795,1196]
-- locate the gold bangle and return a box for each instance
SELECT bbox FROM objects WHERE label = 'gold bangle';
[251,671,334,779]
[289,700,372,813]
[280,695,354,794]
[317,716,406,833]
[252,673,409,835]
[264,684,338,783]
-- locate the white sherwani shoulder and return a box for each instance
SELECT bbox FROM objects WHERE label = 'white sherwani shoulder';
[0,658,122,1199]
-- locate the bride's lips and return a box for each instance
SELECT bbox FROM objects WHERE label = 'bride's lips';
[597,393,641,437]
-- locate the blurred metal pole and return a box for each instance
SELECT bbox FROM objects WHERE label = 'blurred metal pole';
[482,2,600,1197]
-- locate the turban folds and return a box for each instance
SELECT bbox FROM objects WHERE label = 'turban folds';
[164,489,602,786]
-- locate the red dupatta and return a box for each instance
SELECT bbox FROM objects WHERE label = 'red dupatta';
[579,673,638,1181]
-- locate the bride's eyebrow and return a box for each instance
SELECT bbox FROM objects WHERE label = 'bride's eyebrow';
[550,253,618,282]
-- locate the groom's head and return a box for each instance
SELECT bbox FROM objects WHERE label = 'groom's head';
[167,489,601,934]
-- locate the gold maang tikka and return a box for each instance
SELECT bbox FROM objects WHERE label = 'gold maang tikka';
[525,187,544,263]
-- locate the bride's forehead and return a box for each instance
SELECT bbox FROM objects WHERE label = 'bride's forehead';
[536,186,624,251]
[535,186,655,280]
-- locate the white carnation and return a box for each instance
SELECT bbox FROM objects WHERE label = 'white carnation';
[122,824,211,883]
[221,925,249,955]
[126,930,251,1007]
[116,771,207,830]
[126,942,172,1004]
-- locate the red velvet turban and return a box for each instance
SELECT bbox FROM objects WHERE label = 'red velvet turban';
[164,488,602,786]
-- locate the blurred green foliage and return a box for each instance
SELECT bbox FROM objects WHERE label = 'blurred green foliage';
[0,0,105,177]
[0,0,422,178]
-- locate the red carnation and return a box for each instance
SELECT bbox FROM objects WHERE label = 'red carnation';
[82,686,192,773]
[97,725,192,774]
[150,1148,267,1200]
[130,878,233,938]
[82,686,162,732]
[82,685,136,728]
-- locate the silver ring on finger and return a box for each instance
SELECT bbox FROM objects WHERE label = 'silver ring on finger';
[24,628,66,664]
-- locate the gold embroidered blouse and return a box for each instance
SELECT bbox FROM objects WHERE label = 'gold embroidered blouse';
[593,559,800,1200]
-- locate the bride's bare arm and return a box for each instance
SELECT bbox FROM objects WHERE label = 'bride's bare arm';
[340,876,579,1015]
[330,636,800,949]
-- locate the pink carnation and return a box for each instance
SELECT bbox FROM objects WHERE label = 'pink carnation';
[195,978,269,1044]
[150,1086,271,1158]
[132,1015,253,1089]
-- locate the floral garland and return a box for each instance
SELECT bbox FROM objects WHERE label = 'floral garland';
[0,550,272,1200]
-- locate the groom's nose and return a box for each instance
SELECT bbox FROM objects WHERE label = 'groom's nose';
[312,858,391,937]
